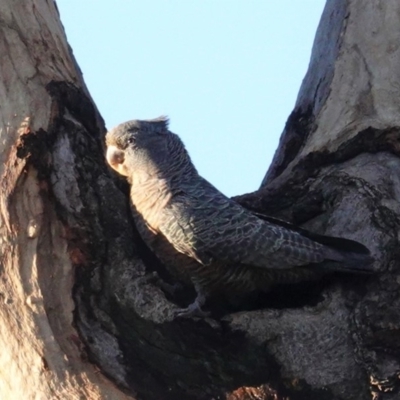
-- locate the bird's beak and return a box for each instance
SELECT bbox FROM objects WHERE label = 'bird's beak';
[106,145,127,175]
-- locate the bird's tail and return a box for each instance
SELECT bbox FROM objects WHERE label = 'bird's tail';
[321,244,374,273]
[299,229,374,273]
[252,212,375,273]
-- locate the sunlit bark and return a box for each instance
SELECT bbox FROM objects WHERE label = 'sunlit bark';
[1,1,399,399]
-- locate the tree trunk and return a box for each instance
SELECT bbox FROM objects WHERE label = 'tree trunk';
[1,0,399,400]
[0,1,133,398]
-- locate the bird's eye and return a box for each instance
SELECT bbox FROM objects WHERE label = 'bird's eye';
[127,137,138,149]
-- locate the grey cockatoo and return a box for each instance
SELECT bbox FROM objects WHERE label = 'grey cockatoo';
[105,117,374,317]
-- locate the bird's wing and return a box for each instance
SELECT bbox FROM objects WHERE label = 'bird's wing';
[158,187,326,269]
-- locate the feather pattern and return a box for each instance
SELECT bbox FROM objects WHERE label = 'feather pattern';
[105,117,374,315]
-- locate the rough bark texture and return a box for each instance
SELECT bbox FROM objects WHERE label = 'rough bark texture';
[0,1,133,398]
[1,0,400,399]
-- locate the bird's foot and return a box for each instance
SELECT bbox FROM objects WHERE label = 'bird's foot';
[173,288,209,319]
[173,301,210,319]
[172,302,222,329]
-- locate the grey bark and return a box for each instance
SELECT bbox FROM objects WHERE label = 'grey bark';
[0,0,133,398]
[1,0,399,399]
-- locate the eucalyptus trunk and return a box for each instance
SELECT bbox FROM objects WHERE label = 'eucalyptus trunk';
[1,1,398,400]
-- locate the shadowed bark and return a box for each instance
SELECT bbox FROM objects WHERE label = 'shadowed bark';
[1,0,399,399]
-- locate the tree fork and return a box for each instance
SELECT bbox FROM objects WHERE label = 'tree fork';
[1,1,400,400]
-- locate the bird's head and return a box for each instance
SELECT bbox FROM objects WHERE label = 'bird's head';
[105,116,196,182]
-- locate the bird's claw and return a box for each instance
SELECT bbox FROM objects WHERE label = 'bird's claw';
[172,303,222,329]
[172,303,210,319]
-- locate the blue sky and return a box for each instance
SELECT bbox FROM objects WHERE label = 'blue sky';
[56,1,325,196]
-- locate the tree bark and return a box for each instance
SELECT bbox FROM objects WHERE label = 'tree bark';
[0,1,133,398]
[1,0,400,400]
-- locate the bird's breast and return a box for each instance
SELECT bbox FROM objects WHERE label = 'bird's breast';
[130,178,173,233]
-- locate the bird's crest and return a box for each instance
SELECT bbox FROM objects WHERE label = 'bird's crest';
[152,115,169,129]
